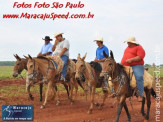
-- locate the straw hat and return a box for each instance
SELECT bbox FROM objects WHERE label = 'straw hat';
[124,37,139,44]
[94,37,103,42]
[54,32,64,38]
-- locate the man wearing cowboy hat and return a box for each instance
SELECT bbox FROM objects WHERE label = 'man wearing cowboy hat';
[37,36,53,57]
[94,37,109,90]
[121,37,146,102]
[52,32,70,81]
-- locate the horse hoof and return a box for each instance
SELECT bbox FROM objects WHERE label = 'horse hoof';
[110,105,114,108]
[30,97,34,101]
[141,112,146,116]
[94,103,100,106]
[71,101,74,105]
[40,105,45,109]
[98,106,102,110]
[56,101,60,106]
[145,115,149,120]
[87,110,92,114]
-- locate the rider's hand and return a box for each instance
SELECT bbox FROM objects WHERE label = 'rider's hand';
[126,59,133,64]
[54,39,59,45]
[94,59,98,62]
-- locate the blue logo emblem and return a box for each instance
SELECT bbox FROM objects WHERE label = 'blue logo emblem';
[2,105,33,121]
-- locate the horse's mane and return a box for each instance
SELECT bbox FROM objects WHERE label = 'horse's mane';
[72,59,77,63]
[36,56,49,60]
[116,63,130,83]
[116,63,124,71]
[89,61,102,73]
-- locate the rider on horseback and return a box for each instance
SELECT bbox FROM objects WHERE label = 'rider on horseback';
[121,37,146,102]
[37,36,53,57]
[94,37,109,91]
[52,32,70,82]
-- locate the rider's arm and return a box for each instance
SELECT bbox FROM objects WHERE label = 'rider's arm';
[59,48,67,57]
[52,40,59,51]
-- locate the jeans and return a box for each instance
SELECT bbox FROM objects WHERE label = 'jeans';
[61,55,69,78]
[132,65,144,97]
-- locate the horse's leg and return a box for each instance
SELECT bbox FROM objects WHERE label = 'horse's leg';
[145,89,151,120]
[99,89,108,110]
[141,96,146,116]
[54,85,61,106]
[115,97,125,122]
[123,101,131,122]
[63,82,69,99]
[39,83,43,101]
[74,78,78,100]
[27,84,34,100]
[40,81,54,109]
[88,86,95,114]
[68,80,74,104]
[26,76,34,100]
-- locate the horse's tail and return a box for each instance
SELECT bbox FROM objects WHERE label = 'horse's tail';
[151,87,157,98]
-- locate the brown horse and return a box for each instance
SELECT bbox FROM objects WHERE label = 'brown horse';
[75,54,109,114]
[13,54,70,103]
[25,55,78,109]
[13,54,44,101]
[100,51,156,122]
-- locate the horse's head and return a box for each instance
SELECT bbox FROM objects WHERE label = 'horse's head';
[13,54,27,77]
[75,53,87,81]
[24,55,39,81]
[100,50,116,79]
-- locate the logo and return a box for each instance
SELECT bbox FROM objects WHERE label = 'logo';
[2,105,33,121]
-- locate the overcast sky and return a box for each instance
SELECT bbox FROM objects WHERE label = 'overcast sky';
[0,0,162,64]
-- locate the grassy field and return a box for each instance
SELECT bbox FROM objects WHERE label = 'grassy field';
[0,66,162,80]
[0,66,162,98]
[0,66,26,80]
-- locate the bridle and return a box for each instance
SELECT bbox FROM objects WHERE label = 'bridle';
[75,61,86,77]
[28,59,38,79]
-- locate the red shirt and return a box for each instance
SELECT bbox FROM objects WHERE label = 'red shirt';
[121,45,145,66]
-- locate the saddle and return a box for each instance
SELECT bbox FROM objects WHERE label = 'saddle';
[123,66,153,89]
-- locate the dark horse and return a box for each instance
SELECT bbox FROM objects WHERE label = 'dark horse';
[100,51,156,122]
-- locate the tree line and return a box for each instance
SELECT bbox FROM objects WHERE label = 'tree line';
[0,61,15,66]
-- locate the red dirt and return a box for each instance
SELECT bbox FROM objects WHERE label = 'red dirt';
[0,80,163,122]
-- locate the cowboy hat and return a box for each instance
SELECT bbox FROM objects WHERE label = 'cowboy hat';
[94,37,103,42]
[124,37,139,44]
[42,36,53,41]
[54,32,64,38]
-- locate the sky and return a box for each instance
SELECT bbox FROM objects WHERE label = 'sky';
[0,0,162,64]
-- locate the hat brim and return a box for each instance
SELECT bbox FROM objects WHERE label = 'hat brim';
[55,33,64,38]
[42,38,53,41]
[124,40,139,44]
[94,40,103,42]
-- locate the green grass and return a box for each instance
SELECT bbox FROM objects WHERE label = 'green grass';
[0,66,26,80]
[0,66,163,80]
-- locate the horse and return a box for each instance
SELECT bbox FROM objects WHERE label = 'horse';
[25,55,78,109]
[13,54,70,103]
[75,53,109,114]
[13,54,44,101]
[100,51,156,122]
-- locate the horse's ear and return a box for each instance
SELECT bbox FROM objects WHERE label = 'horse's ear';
[28,54,33,60]
[13,54,21,61]
[13,54,17,59]
[81,53,87,61]
[77,53,81,60]
[23,55,29,60]
[16,54,21,61]
[103,51,108,58]
[110,50,114,60]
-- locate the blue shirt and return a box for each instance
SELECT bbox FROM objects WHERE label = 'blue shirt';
[96,45,109,59]
[40,42,53,56]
